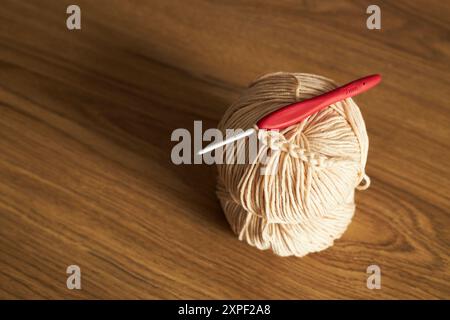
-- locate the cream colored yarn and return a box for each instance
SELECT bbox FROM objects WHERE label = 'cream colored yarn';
[216,72,370,257]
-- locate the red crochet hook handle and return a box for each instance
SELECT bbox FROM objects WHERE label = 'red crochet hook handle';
[257,74,382,130]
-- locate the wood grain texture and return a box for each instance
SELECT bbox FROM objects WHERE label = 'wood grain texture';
[0,0,449,299]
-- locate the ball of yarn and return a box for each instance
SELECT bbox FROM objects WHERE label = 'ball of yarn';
[216,72,370,257]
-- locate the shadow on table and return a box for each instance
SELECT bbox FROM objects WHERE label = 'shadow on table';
[75,32,242,233]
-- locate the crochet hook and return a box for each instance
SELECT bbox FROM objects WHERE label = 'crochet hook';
[197,74,381,155]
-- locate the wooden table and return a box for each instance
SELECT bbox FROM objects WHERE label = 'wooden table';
[0,0,448,299]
